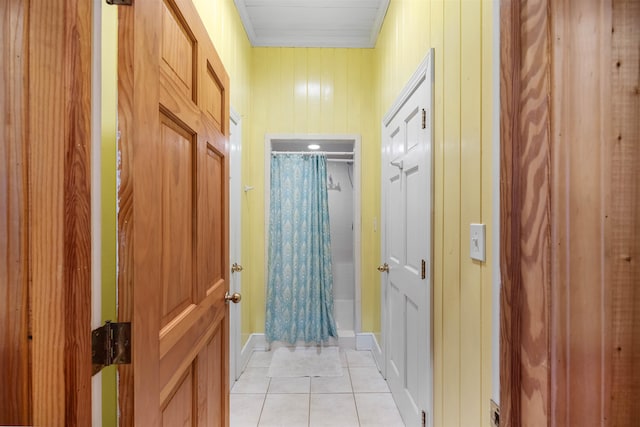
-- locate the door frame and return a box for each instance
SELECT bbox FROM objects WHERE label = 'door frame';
[379,49,435,424]
[264,134,363,337]
[229,107,242,386]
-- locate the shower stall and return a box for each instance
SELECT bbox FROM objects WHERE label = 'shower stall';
[266,136,360,347]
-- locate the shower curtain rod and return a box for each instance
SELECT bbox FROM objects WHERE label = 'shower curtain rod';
[326,158,354,163]
[271,151,355,156]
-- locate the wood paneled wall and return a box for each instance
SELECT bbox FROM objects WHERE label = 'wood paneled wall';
[550,0,612,423]
[1,0,93,425]
[376,1,496,426]
[500,0,640,425]
[247,48,379,335]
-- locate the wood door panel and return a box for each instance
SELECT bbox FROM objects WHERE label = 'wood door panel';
[162,368,194,427]
[388,281,402,378]
[161,0,196,102]
[404,163,422,273]
[404,106,420,152]
[160,284,225,390]
[203,62,225,132]
[160,114,196,326]
[161,315,227,425]
[388,173,402,264]
[202,144,225,289]
[405,298,420,403]
[198,321,227,427]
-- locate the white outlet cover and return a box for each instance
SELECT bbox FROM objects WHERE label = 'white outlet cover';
[470,223,486,262]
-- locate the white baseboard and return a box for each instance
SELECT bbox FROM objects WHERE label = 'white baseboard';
[240,333,268,372]
[355,333,383,372]
[371,334,383,373]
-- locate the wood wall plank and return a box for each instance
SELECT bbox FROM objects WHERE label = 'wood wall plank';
[293,49,308,133]
[0,0,31,423]
[499,2,520,423]
[480,0,496,422]
[320,49,335,131]
[609,0,640,424]
[428,1,445,424]
[500,0,552,424]
[308,51,321,133]
[460,1,483,425]
[29,0,93,425]
[551,0,612,424]
[442,1,462,425]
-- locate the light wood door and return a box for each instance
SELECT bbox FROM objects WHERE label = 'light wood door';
[381,53,434,427]
[117,0,231,425]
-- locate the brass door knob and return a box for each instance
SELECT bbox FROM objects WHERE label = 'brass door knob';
[225,292,242,304]
[377,263,389,272]
[231,263,243,273]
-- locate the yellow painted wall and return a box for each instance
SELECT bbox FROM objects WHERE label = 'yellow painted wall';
[101,3,118,426]
[375,1,495,426]
[245,48,381,335]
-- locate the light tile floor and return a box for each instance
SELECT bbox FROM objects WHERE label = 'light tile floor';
[231,349,405,427]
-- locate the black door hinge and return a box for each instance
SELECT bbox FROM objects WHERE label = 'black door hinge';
[92,321,131,375]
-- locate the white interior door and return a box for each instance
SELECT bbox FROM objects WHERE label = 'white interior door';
[381,51,434,427]
[229,109,242,386]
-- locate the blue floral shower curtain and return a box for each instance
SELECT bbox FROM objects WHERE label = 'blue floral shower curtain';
[266,153,338,344]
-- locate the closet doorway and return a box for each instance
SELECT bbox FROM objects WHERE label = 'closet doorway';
[264,135,362,344]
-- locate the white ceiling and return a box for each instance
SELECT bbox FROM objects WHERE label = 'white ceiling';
[233,0,390,48]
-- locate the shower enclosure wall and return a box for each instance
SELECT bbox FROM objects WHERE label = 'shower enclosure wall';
[326,162,355,338]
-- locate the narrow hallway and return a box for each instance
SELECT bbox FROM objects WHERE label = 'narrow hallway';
[231,349,405,427]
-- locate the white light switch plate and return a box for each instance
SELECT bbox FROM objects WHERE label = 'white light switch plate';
[470,223,486,262]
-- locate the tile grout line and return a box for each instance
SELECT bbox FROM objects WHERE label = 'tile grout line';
[307,388,311,427]
[255,377,270,427]
[347,362,363,427]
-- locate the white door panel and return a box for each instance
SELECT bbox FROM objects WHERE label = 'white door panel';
[381,51,434,427]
